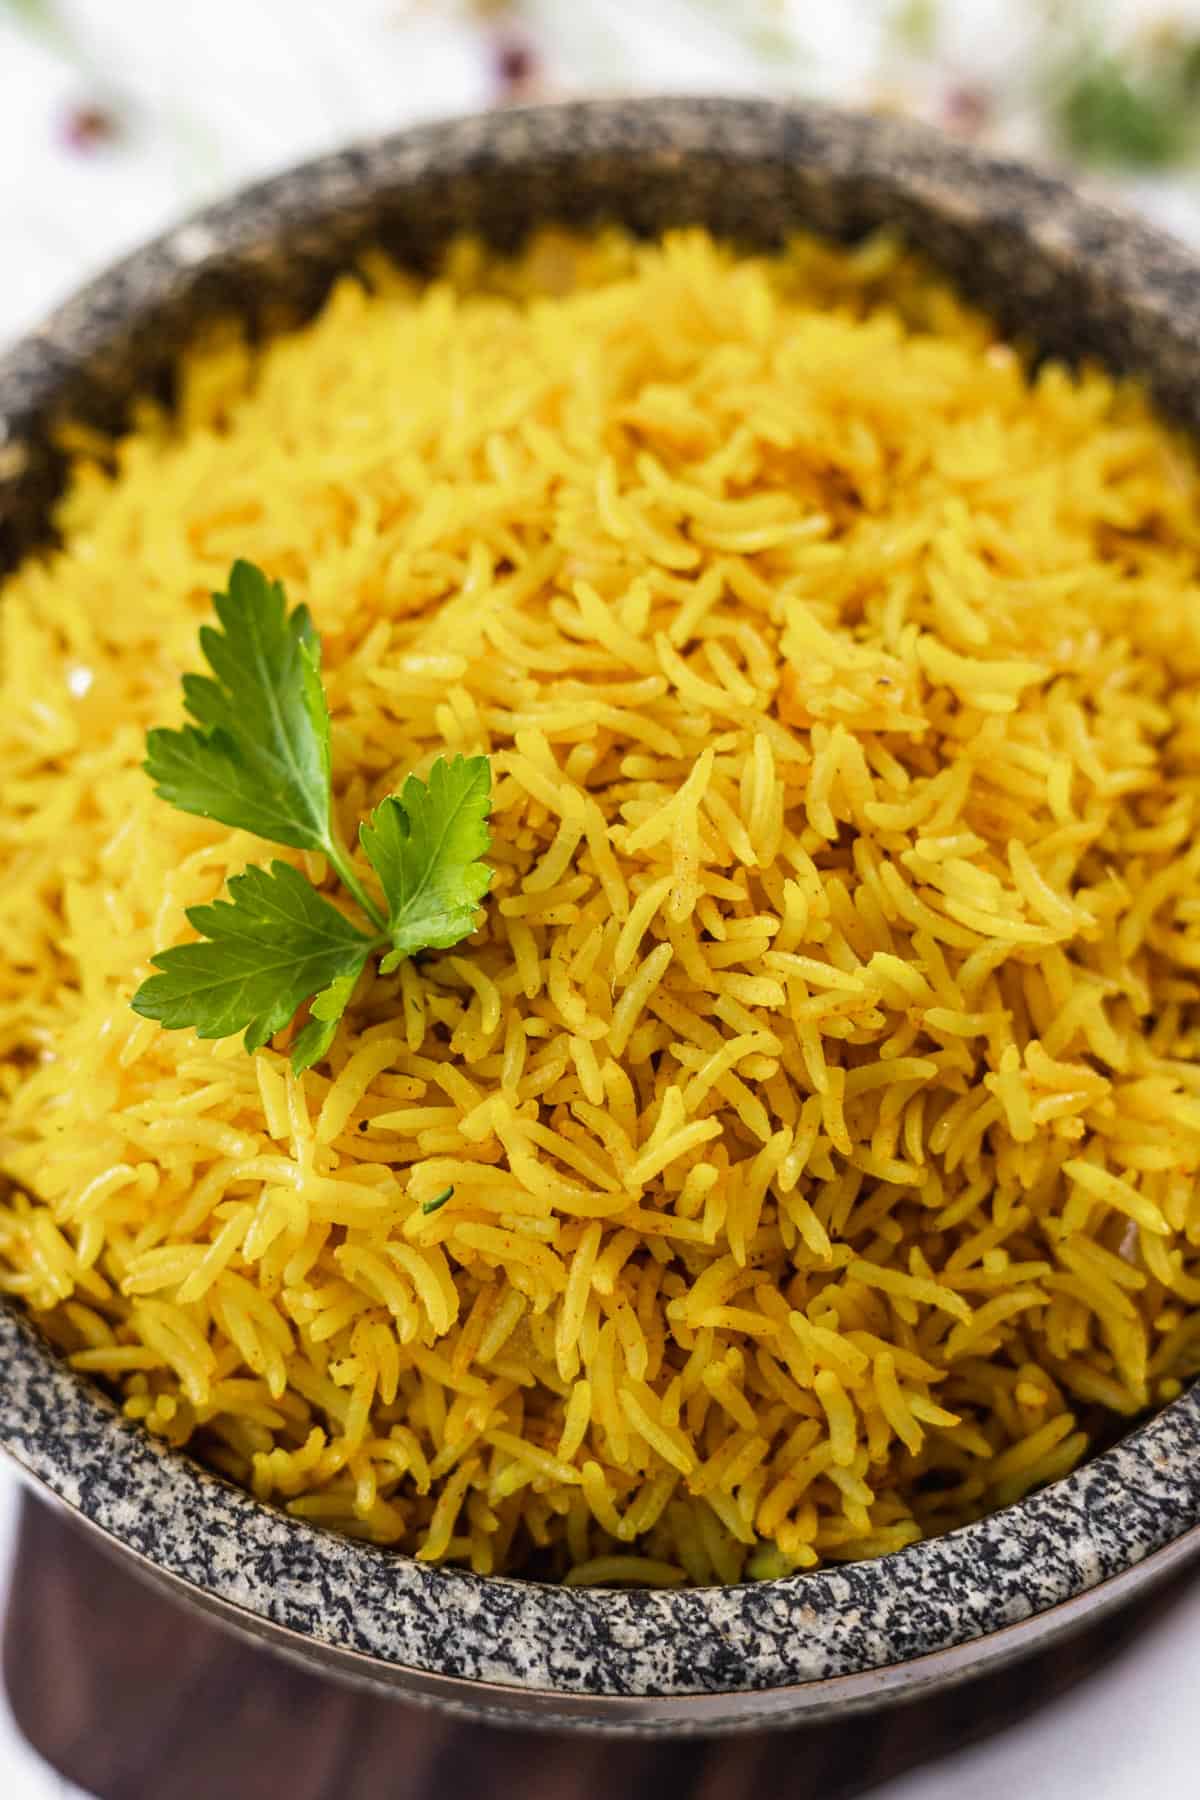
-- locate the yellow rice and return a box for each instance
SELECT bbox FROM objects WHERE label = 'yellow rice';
[3,226,1200,1585]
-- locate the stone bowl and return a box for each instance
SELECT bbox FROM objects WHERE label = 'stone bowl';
[1,96,1198,1735]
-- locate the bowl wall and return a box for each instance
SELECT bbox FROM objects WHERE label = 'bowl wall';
[2,96,1199,1732]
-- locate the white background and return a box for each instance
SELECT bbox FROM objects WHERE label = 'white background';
[1,2,1199,1794]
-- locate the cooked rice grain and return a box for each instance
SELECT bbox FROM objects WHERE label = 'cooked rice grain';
[3,227,1200,1584]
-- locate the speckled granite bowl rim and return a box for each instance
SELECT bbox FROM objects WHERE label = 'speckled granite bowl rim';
[2,96,1200,1724]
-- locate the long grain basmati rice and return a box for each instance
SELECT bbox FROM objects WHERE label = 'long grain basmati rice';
[3,227,1200,1585]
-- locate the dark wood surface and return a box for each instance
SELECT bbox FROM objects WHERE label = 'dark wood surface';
[3,1492,1192,1800]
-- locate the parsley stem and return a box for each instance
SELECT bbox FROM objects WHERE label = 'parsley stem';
[325,836,388,935]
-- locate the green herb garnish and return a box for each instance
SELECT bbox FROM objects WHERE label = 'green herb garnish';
[1057,50,1200,170]
[132,561,492,1073]
[422,1186,455,1216]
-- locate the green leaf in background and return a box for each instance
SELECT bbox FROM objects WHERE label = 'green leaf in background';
[1,0,58,28]
[1183,38,1200,97]
[891,0,939,55]
[1058,50,1200,170]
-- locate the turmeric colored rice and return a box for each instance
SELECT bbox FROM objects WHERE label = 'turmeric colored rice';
[3,227,1200,1586]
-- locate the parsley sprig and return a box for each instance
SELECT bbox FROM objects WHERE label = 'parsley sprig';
[132,561,492,1073]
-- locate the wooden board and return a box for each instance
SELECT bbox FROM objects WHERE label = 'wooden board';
[3,1493,1188,1800]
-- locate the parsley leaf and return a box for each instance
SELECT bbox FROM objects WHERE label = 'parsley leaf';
[145,561,334,855]
[290,965,369,1073]
[132,562,495,1073]
[144,561,385,930]
[131,861,374,1062]
[422,1186,455,1215]
[361,756,493,973]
